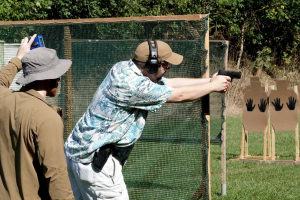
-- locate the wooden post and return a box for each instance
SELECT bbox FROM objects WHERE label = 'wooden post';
[294,85,299,161]
[203,16,211,199]
[192,15,210,200]
[265,83,271,157]
[245,130,249,156]
[240,126,245,159]
[268,114,271,157]
[0,14,205,26]
[271,126,276,160]
[63,26,73,140]
[263,126,267,161]
[186,14,216,200]
[295,123,299,161]
[270,85,275,160]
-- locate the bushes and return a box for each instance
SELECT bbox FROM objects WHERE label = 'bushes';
[0,0,299,72]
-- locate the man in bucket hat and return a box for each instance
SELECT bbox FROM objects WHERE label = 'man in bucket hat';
[64,40,231,199]
[0,35,74,200]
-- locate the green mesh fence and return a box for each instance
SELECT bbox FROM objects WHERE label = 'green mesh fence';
[0,17,210,199]
[209,41,228,144]
[0,40,4,69]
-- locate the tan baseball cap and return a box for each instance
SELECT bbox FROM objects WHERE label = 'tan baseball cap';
[134,40,183,65]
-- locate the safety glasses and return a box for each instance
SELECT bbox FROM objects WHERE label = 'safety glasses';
[162,61,170,70]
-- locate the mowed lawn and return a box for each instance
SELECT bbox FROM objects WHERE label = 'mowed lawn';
[211,116,300,200]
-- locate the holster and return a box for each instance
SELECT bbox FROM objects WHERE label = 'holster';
[92,144,113,171]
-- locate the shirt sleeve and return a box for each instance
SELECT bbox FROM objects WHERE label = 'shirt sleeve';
[108,75,173,112]
[0,57,22,88]
[34,110,74,200]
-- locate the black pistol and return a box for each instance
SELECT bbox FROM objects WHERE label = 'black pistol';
[217,69,241,82]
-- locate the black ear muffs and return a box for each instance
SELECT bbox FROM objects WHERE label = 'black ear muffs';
[145,40,161,74]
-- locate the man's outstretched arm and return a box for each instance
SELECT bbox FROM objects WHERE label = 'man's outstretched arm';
[166,75,230,103]
[165,77,211,88]
[165,73,222,88]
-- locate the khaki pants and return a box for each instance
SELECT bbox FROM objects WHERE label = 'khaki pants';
[66,155,129,200]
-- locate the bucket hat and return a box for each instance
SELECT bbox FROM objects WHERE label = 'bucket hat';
[134,40,183,65]
[16,48,72,85]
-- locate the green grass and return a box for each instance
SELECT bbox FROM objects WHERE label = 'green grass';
[211,116,300,200]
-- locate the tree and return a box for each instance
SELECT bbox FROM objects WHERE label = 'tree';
[0,0,51,21]
[0,0,299,70]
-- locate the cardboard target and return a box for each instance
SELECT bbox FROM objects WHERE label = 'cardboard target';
[243,78,269,132]
[270,80,298,131]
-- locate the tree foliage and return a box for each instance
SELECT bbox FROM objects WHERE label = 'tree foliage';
[0,0,299,69]
[0,0,52,21]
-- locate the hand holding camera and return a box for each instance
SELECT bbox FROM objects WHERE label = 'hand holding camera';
[16,34,37,60]
[27,35,45,50]
[16,34,46,60]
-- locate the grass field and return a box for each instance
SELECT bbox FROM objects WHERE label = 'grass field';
[211,116,300,200]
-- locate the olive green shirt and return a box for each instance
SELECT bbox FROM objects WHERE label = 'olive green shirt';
[0,58,74,200]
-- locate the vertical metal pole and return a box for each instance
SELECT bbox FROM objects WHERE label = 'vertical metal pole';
[221,115,227,195]
[221,40,229,196]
